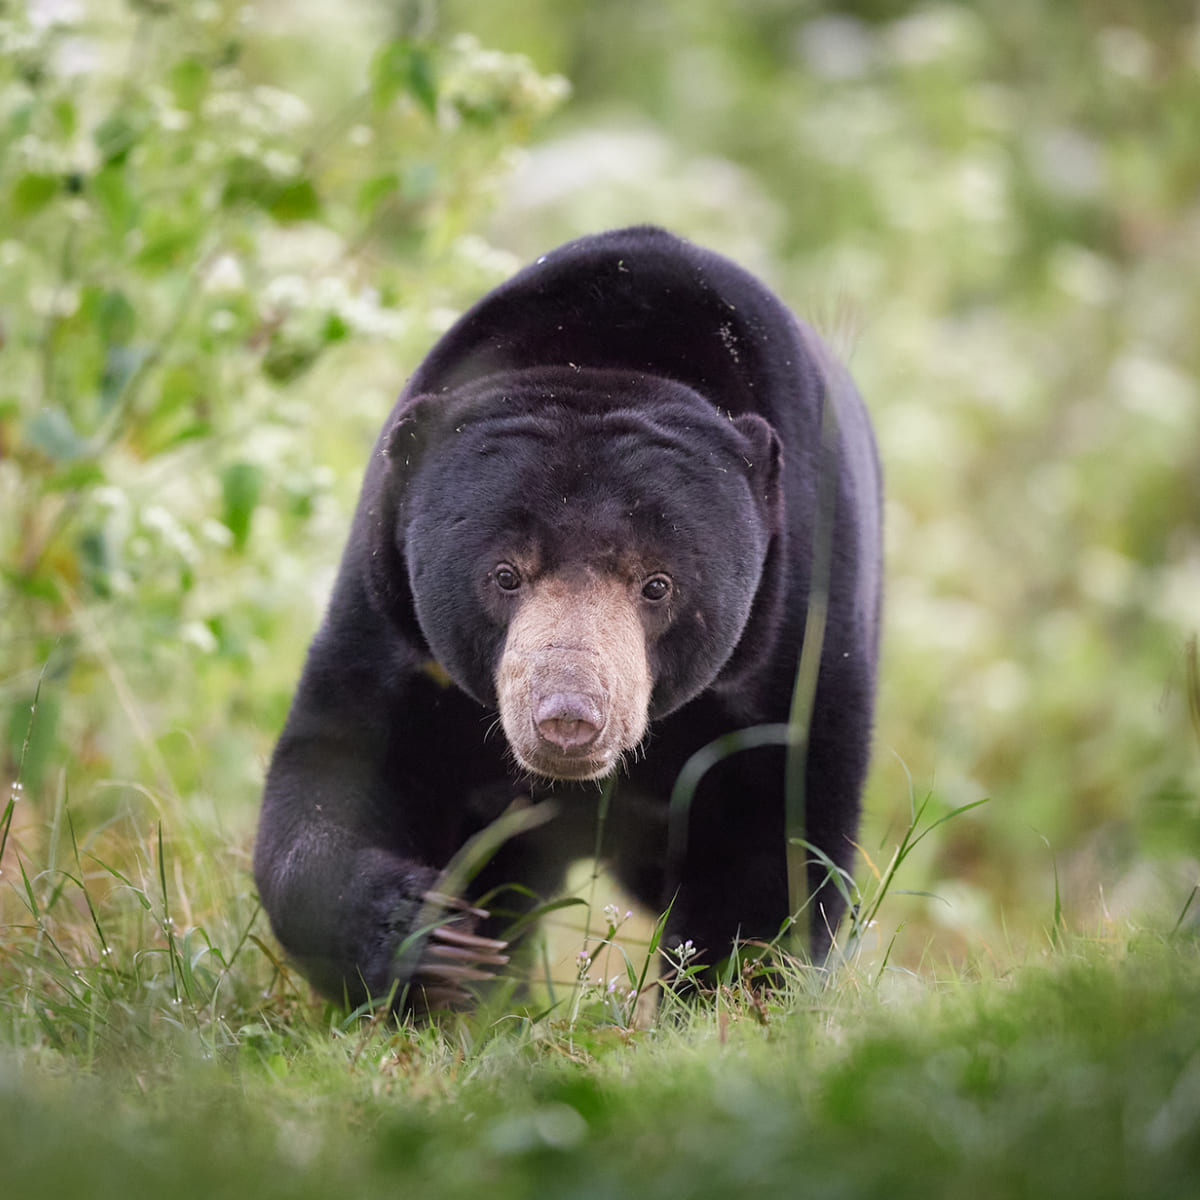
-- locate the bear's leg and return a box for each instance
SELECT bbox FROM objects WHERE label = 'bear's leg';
[803,658,875,959]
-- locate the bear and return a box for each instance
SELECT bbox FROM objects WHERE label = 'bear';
[253,225,882,1011]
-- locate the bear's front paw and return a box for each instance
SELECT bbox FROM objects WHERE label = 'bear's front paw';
[404,890,510,1012]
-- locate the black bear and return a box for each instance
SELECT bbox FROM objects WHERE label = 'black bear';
[254,226,882,1010]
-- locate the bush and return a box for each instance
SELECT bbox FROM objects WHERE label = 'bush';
[0,1,566,819]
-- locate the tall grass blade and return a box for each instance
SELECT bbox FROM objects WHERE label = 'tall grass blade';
[0,793,14,868]
[66,807,111,958]
[2,664,49,866]
[785,383,842,955]
[157,822,183,1005]
[667,724,792,873]
[1172,884,1198,935]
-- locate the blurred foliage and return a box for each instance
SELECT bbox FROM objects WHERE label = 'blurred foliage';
[0,0,1197,973]
[0,0,564,879]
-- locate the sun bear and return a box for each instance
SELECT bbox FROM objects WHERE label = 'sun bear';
[254,226,882,1010]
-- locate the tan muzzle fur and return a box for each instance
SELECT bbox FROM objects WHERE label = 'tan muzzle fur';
[495,573,652,780]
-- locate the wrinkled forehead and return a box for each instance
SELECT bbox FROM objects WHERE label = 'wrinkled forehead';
[439,410,747,560]
[461,405,744,496]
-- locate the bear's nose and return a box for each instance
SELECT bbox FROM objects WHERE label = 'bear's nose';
[535,693,603,751]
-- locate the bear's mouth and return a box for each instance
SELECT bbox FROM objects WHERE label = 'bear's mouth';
[512,742,620,783]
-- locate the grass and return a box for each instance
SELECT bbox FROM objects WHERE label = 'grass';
[4,929,1200,1199]
[4,782,1200,1200]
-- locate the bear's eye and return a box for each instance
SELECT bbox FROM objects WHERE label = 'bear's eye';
[641,574,672,603]
[494,564,522,592]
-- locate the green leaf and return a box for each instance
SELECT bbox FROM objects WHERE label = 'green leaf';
[261,339,321,383]
[6,99,34,139]
[155,361,204,417]
[221,156,274,208]
[42,461,106,493]
[136,360,212,454]
[169,57,208,113]
[357,171,399,216]
[220,462,263,552]
[100,345,148,410]
[221,157,321,222]
[321,311,349,344]
[25,407,88,461]
[97,289,136,346]
[372,40,438,116]
[267,177,320,223]
[12,173,59,218]
[90,165,135,233]
[51,98,77,139]
[407,45,438,115]
[154,421,212,451]
[93,112,141,166]
[135,224,200,271]
[78,526,117,599]
[0,567,58,602]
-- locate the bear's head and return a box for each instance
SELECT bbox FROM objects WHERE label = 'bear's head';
[369,367,782,781]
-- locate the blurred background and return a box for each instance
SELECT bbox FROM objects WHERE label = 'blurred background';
[2,0,1198,970]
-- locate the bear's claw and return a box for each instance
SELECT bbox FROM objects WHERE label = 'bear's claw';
[406,893,510,1010]
[423,890,490,920]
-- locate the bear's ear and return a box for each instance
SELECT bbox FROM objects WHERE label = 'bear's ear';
[383,392,443,475]
[732,413,783,533]
[362,393,446,629]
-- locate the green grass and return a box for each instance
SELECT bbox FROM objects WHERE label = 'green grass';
[4,928,1200,1199]
[4,785,1200,1200]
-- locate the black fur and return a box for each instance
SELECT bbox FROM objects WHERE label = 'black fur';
[254,226,882,1006]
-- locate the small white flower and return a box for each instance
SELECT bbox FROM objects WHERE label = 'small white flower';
[182,622,218,655]
[263,149,300,178]
[205,254,244,293]
[158,107,191,133]
[55,36,98,78]
[200,519,234,548]
[29,0,83,31]
[262,274,311,311]
[31,282,80,318]
[252,85,311,130]
[663,938,698,970]
[142,506,200,565]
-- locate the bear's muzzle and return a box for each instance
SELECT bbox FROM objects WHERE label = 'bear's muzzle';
[495,573,651,781]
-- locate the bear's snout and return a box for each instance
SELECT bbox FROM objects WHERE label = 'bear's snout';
[494,572,652,781]
[534,691,605,751]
